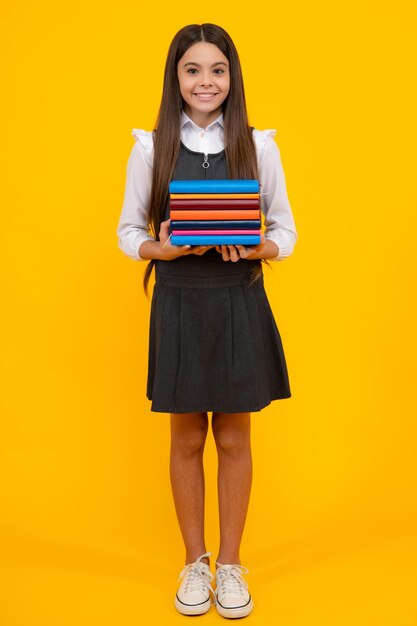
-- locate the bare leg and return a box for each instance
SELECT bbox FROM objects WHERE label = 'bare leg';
[170,412,210,566]
[211,412,252,567]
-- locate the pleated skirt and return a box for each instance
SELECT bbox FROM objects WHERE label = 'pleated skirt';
[146,254,292,413]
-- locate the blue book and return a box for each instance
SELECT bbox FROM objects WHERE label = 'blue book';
[169,179,260,194]
[170,220,261,231]
[171,235,261,246]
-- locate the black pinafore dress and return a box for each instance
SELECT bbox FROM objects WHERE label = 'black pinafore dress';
[146,140,292,413]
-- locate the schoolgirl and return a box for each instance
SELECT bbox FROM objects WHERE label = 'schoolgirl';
[117,23,298,618]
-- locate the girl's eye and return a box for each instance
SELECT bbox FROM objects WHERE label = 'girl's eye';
[186,68,225,75]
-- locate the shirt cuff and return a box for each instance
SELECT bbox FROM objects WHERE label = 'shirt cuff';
[118,232,155,261]
[264,230,297,261]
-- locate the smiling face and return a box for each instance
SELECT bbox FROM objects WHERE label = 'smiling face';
[177,41,230,128]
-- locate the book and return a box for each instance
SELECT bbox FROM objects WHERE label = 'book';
[172,230,261,236]
[169,179,260,194]
[168,179,261,246]
[170,199,260,209]
[170,193,260,200]
[170,210,261,220]
[170,220,261,230]
[171,235,261,245]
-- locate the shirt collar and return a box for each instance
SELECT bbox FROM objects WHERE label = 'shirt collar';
[180,110,224,131]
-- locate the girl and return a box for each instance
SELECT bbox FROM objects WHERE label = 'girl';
[117,23,298,619]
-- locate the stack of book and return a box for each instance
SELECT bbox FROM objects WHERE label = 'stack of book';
[168,179,261,246]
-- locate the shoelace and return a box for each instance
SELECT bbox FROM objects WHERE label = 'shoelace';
[214,563,250,604]
[178,551,215,603]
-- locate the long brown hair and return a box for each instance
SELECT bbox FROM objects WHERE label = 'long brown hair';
[142,23,270,298]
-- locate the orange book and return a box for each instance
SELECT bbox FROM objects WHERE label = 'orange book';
[170,193,260,200]
[170,209,261,220]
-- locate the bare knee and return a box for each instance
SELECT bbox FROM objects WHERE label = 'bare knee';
[212,412,251,455]
[170,412,209,456]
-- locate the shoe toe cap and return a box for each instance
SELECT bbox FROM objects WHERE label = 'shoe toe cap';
[217,592,250,608]
[177,589,210,605]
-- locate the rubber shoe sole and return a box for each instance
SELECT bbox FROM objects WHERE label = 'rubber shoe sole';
[215,595,254,619]
[175,593,212,615]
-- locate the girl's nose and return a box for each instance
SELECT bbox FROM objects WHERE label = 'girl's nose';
[199,76,213,86]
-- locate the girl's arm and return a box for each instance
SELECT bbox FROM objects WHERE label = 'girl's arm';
[117,132,215,261]
[116,138,155,261]
[257,132,298,260]
[215,131,298,263]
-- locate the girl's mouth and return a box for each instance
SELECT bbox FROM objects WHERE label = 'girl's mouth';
[193,93,218,101]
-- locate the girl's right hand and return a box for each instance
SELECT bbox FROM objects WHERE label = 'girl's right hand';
[159,219,214,260]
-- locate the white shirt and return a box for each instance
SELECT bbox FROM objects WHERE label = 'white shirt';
[116,111,298,261]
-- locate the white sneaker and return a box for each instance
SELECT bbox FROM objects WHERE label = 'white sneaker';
[174,551,215,615]
[214,562,254,618]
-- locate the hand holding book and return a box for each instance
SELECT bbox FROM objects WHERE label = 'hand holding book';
[159,219,214,260]
[215,236,280,262]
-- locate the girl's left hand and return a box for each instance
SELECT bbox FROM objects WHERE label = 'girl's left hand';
[215,235,266,262]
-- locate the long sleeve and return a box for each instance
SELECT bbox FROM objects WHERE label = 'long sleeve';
[256,131,298,261]
[116,133,155,261]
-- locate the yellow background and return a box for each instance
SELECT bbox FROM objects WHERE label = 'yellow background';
[1,1,416,624]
